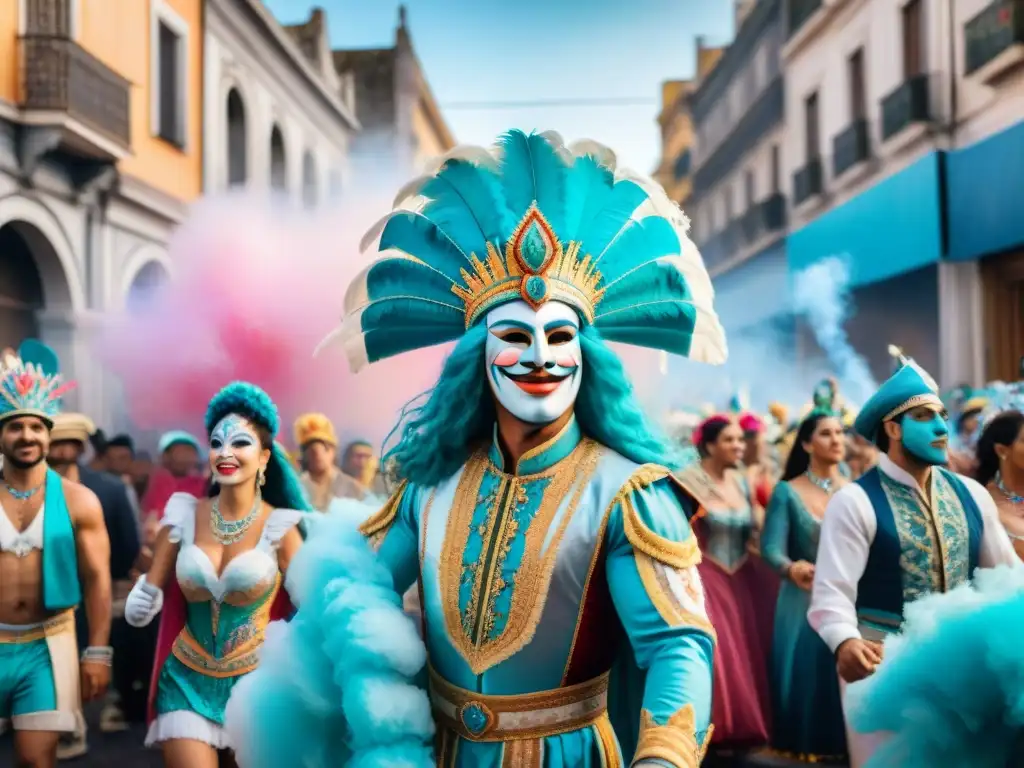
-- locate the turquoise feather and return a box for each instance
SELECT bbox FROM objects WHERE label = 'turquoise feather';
[363,325,462,365]
[419,160,516,248]
[576,180,648,259]
[378,212,472,277]
[601,324,696,357]
[598,263,693,316]
[595,218,681,282]
[18,339,60,376]
[562,154,614,240]
[496,130,570,238]
[365,259,458,308]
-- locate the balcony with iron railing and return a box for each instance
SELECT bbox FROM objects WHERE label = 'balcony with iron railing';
[880,74,930,143]
[20,35,131,152]
[832,118,870,177]
[793,157,823,206]
[965,0,1024,79]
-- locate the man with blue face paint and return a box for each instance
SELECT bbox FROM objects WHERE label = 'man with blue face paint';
[228,130,729,768]
[808,354,1018,768]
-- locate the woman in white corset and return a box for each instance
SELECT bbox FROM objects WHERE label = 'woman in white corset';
[123,382,310,768]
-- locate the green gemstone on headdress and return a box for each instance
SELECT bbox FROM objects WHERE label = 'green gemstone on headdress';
[520,221,551,272]
[524,275,548,302]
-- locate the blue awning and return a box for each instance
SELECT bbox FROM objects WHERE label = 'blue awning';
[787,152,943,287]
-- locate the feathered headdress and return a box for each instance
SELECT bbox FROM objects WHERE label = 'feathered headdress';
[0,339,74,427]
[319,129,727,370]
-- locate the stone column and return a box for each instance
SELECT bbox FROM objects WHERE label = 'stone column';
[36,308,109,427]
[937,259,985,388]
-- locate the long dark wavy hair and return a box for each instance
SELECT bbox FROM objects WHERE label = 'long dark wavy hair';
[782,411,840,481]
[975,410,1024,487]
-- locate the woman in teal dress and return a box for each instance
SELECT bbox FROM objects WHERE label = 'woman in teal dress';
[762,410,848,761]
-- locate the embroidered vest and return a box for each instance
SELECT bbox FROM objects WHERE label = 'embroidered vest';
[43,469,81,610]
[854,466,981,634]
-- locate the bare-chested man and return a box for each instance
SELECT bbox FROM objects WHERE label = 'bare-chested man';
[0,342,112,768]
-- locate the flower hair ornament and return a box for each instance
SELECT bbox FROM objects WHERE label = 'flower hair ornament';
[692,413,734,450]
[318,129,727,370]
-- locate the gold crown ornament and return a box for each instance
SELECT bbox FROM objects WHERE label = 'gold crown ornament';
[451,204,604,328]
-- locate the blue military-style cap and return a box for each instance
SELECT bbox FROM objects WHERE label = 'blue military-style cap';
[853,356,942,441]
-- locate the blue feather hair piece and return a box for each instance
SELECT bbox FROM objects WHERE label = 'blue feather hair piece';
[319,129,727,371]
[0,339,73,426]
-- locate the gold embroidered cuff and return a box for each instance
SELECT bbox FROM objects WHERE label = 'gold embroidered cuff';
[0,610,75,644]
[634,706,709,768]
[359,481,408,548]
[429,666,609,742]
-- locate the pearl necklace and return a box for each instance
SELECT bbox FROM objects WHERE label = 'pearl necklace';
[210,492,262,545]
[805,470,836,496]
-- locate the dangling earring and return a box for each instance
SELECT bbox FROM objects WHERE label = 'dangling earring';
[257,467,266,487]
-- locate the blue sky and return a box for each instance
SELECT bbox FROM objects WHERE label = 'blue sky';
[264,0,734,172]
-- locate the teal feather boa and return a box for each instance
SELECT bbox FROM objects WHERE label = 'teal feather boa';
[223,500,434,766]
[848,564,1024,767]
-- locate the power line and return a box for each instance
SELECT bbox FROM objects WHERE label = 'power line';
[440,97,657,110]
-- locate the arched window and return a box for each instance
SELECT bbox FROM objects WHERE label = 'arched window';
[302,150,317,208]
[270,125,287,191]
[226,88,247,187]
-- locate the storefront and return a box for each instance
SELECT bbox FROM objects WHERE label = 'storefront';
[947,121,1024,383]
[787,152,944,382]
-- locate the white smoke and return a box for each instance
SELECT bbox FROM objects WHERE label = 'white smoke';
[792,255,877,406]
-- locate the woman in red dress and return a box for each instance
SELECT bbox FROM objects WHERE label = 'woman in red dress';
[676,414,778,761]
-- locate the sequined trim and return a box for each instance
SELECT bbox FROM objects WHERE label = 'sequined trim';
[634,705,708,768]
[501,737,544,767]
[439,440,602,674]
[358,481,408,550]
[880,469,970,602]
[0,610,74,644]
[634,552,716,640]
[882,393,943,422]
[171,574,279,679]
[429,666,609,742]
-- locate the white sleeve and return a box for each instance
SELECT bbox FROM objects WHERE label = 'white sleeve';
[961,477,1020,568]
[161,492,198,545]
[262,508,305,550]
[808,484,876,653]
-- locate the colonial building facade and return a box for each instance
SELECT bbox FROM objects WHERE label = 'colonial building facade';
[333,6,455,178]
[687,0,788,348]
[203,2,358,204]
[0,0,203,425]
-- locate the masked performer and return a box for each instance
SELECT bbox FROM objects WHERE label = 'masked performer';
[762,409,847,761]
[122,382,314,767]
[0,341,112,766]
[808,356,1019,768]
[231,129,728,767]
[675,414,775,757]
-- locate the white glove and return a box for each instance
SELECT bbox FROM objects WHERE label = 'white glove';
[125,575,164,627]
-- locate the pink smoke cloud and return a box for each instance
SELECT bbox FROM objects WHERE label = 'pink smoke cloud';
[97,191,448,449]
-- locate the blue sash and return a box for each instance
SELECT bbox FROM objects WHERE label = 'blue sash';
[42,469,81,610]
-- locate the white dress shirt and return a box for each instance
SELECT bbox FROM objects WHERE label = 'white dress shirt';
[808,453,1019,652]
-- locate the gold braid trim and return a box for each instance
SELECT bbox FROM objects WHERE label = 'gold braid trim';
[358,481,408,549]
[634,705,711,768]
[617,465,701,570]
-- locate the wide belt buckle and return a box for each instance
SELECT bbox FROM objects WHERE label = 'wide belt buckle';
[458,700,496,740]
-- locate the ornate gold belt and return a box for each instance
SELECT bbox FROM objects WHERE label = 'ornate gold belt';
[171,626,261,679]
[0,610,75,644]
[428,666,609,742]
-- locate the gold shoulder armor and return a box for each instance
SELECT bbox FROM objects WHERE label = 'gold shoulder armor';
[358,481,409,547]
[617,465,700,571]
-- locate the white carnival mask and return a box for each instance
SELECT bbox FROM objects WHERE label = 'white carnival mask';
[485,300,582,425]
[209,413,264,486]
